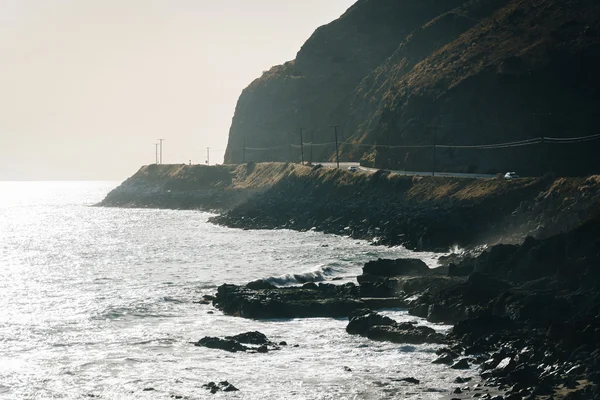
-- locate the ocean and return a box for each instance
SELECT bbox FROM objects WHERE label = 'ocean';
[0,182,471,399]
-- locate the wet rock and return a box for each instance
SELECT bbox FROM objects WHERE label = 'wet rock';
[226,331,270,345]
[256,345,268,353]
[196,331,279,353]
[454,377,472,383]
[195,337,248,353]
[491,357,515,378]
[362,258,431,277]
[346,312,395,335]
[432,353,455,365]
[347,311,445,344]
[202,381,239,394]
[451,359,470,369]
[214,283,363,319]
[246,279,276,290]
[400,377,420,384]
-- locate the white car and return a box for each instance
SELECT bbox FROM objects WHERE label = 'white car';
[504,172,520,179]
[347,166,358,172]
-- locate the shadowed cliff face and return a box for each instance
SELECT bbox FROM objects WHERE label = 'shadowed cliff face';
[224,0,470,164]
[225,0,600,177]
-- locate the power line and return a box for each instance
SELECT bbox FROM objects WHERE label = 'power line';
[240,132,600,152]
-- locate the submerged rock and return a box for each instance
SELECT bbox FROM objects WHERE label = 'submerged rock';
[195,331,279,353]
[202,381,239,394]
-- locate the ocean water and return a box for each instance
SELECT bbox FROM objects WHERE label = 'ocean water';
[0,182,473,399]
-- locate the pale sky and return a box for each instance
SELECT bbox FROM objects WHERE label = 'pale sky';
[0,0,356,180]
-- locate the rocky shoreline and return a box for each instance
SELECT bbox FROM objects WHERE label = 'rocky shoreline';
[100,164,600,253]
[100,164,600,398]
[204,218,600,399]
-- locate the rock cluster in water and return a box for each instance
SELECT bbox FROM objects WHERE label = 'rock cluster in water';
[208,215,600,398]
[194,331,282,354]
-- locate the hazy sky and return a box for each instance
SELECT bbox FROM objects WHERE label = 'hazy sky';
[1,0,356,180]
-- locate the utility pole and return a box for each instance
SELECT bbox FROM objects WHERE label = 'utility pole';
[242,136,246,163]
[206,147,211,165]
[154,143,159,165]
[310,129,314,164]
[158,138,165,164]
[300,128,305,165]
[333,125,340,169]
[431,126,437,177]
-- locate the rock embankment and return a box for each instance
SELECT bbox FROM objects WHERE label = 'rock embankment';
[101,163,600,253]
[405,217,600,399]
[213,167,600,252]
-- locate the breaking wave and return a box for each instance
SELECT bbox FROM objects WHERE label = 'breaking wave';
[263,265,337,286]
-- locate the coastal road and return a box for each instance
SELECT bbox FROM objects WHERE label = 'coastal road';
[317,162,496,179]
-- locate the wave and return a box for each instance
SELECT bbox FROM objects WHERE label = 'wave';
[263,265,338,286]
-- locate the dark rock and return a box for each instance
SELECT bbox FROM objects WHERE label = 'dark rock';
[222,384,239,392]
[454,377,472,383]
[202,381,239,394]
[346,312,395,335]
[246,279,276,290]
[279,341,287,346]
[491,357,515,378]
[195,337,248,353]
[226,331,270,345]
[302,282,319,290]
[363,258,431,277]
[347,311,445,344]
[432,353,455,365]
[400,377,420,384]
[256,345,268,353]
[451,359,470,369]
[366,323,445,345]
[214,283,363,319]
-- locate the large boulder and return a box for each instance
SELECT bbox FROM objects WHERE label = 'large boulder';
[195,337,249,353]
[362,258,431,277]
[347,311,446,344]
[213,283,364,319]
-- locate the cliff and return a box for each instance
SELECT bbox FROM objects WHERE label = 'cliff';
[224,0,600,177]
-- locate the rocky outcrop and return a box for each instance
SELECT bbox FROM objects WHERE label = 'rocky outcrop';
[202,381,239,394]
[226,0,600,177]
[194,331,280,353]
[212,282,363,319]
[346,310,446,344]
[382,216,600,398]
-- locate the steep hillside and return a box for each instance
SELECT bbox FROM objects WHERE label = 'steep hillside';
[224,0,470,164]
[225,0,600,176]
